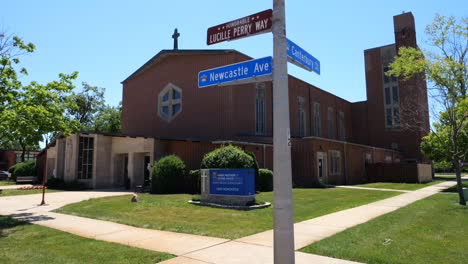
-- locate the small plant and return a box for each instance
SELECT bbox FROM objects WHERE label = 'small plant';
[257,169,273,192]
[151,155,186,194]
[191,194,201,201]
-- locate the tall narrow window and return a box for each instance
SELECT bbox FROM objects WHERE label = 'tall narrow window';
[329,150,341,175]
[382,46,400,129]
[298,96,306,137]
[314,102,321,137]
[255,83,266,135]
[78,136,94,179]
[338,111,345,141]
[328,107,335,139]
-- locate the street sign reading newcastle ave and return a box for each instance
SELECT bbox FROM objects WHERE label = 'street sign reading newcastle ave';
[286,38,320,75]
[207,9,272,45]
[198,56,272,88]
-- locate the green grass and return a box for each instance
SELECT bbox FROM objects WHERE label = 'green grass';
[0,216,173,264]
[0,188,62,197]
[0,180,15,186]
[353,180,444,191]
[300,194,468,264]
[55,188,400,239]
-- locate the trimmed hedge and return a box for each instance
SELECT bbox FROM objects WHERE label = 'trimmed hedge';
[9,160,36,181]
[46,178,88,190]
[151,155,186,194]
[257,169,273,192]
[201,145,255,169]
[189,170,201,194]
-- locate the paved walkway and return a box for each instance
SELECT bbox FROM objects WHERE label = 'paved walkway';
[0,181,458,264]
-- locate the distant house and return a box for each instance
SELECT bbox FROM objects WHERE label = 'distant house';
[38,12,430,189]
[0,149,39,171]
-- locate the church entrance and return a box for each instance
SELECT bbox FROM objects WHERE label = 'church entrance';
[317,152,327,184]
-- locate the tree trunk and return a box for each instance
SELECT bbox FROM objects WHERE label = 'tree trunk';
[454,158,466,205]
[19,138,26,162]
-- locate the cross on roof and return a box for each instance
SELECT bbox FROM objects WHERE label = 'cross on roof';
[172,28,180,50]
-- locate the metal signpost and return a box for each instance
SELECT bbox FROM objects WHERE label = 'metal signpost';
[203,2,320,262]
[286,38,321,75]
[198,57,272,88]
[207,9,273,45]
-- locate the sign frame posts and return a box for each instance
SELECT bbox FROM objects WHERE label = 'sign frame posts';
[272,0,295,263]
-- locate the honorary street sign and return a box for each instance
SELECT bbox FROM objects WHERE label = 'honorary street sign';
[286,38,320,75]
[198,56,272,88]
[207,9,272,45]
[209,169,255,196]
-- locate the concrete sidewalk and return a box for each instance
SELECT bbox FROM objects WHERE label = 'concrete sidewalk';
[0,181,457,264]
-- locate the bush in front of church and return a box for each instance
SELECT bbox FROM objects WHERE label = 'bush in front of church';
[9,160,36,181]
[257,169,273,192]
[151,155,186,194]
[201,145,255,169]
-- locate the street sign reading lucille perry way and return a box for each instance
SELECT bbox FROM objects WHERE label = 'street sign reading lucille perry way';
[207,9,272,45]
[286,38,320,75]
[198,56,272,88]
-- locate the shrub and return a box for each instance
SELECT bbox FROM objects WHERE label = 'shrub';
[188,169,201,194]
[151,155,186,194]
[257,169,273,192]
[11,160,36,182]
[201,145,255,169]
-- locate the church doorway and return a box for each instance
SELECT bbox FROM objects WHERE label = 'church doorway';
[317,152,327,184]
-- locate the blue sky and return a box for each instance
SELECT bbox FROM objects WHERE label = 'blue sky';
[2,0,466,107]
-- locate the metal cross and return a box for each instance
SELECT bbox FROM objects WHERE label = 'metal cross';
[172,28,180,50]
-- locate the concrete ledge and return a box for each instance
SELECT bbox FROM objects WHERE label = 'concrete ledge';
[188,200,271,211]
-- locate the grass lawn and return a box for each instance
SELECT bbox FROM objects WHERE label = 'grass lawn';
[55,188,400,239]
[0,216,173,264]
[300,194,468,264]
[0,180,15,186]
[0,188,62,197]
[353,180,444,191]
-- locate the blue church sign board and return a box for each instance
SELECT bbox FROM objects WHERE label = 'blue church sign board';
[209,169,255,196]
[198,57,272,88]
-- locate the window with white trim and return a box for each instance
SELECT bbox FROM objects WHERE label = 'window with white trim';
[328,107,335,139]
[158,83,182,122]
[329,150,341,175]
[298,96,306,137]
[255,83,266,135]
[338,111,345,141]
[314,102,321,137]
[78,136,94,179]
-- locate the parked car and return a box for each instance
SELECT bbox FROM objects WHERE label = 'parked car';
[0,171,9,180]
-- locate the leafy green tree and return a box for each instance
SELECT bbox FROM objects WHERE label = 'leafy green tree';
[89,102,122,133]
[67,82,105,129]
[389,15,467,205]
[3,73,81,161]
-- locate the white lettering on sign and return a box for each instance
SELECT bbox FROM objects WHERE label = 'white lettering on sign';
[291,46,313,68]
[209,66,249,82]
[254,62,269,73]
[255,19,269,31]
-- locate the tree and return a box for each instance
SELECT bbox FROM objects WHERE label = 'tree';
[66,82,105,129]
[0,32,80,160]
[389,14,467,205]
[89,102,122,133]
[2,72,81,161]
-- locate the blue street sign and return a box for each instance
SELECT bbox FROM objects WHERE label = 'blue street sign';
[198,57,272,88]
[209,169,255,196]
[286,38,320,75]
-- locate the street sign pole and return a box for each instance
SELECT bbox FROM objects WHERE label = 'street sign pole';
[272,0,295,263]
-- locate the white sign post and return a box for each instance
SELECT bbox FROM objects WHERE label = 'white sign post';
[272,0,295,263]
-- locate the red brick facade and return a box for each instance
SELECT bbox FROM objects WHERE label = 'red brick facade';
[120,12,429,186]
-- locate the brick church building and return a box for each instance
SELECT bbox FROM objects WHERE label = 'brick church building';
[38,12,431,189]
